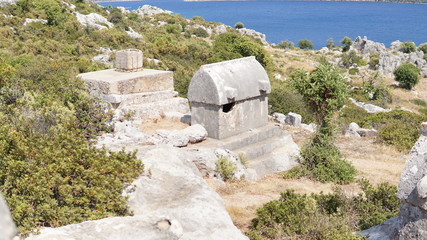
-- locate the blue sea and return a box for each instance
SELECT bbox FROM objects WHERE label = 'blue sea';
[99,0,427,49]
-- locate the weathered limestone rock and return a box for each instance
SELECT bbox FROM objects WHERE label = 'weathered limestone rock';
[153,124,208,147]
[75,12,113,30]
[115,49,143,72]
[0,193,16,240]
[79,69,173,95]
[237,28,268,45]
[361,122,427,240]
[214,148,249,180]
[23,18,47,26]
[350,98,391,113]
[272,112,286,124]
[352,36,386,56]
[390,40,402,52]
[0,0,17,7]
[132,5,172,17]
[285,112,302,128]
[188,57,271,139]
[26,146,248,240]
[344,122,378,138]
[214,24,227,35]
[127,147,249,240]
[125,27,142,39]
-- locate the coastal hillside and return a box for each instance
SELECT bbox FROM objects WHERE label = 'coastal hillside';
[1,0,427,239]
[181,0,427,3]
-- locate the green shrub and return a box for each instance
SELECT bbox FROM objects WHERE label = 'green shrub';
[0,125,143,235]
[248,180,398,240]
[192,27,209,38]
[369,53,380,69]
[349,67,359,75]
[269,82,315,124]
[326,37,335,49]
[339,103,371,131]
[340,36,352,52]
[358,110,426,151]
[400,41,416,53]
[411,99,427,107]
[298,133,356,184]
[419,43,427,54]
[216,156,236,181]
[341,50,361,68]
[276,40,294,49]
[298,39,314,50]
[393,63,420,89]
[234,22,244,29]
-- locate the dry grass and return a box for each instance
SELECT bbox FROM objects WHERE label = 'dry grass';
[216,127,408,233]
[268,48,318,78]
[138,117,189,135]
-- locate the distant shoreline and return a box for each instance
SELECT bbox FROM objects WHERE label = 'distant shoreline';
[94,0,426,4]
[183,0,426,3]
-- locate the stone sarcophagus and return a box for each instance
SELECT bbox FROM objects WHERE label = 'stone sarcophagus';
[188,56,271,139]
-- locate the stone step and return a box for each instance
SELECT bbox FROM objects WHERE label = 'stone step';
[218,124,283,151]
[245,134,299,180]
[103,90,178,108]
[125,97,190,119]
[233,135,284,160]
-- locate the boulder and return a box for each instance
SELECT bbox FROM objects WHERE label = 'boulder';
[214,24,227,35]
[285,112,302,128]
[272,112,286,124]
[181,124,208,144]
[75,12,113,30]
[237,28,268,45]
[0,0,17,7]
[125,27,142,39]
[26,146,248,240]
[390,40,402,52]
[352,36,386,56]
[133,5,172,17]
[350,98,391,113]
[0,193,16,240]
[127,147,249,240]
[23,18,47,26]
[155,129,190,147]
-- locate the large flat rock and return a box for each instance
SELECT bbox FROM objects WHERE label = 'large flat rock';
[79,69,173,95]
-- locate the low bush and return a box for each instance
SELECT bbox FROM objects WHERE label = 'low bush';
[216,156,236,181]
[290,133,356,184]
[247,179,399,240]
[234,22,244,29]
[276,40,294,49]
[358,110,426,151]
[419,43,427,54]
[341,50,361,68]
[340,36,352,52]
[400,41,416,53]
[192,27,209,37]
[268,82,315,124]
[298,39,314,50]
[369,53,380,69]
[349,67,359,75]
[393,63,420,90]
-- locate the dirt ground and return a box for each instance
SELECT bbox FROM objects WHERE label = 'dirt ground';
[214,126,408,232]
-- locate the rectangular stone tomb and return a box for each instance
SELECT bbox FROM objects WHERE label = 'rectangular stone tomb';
[187,56,271,140]
[78,69,174,95]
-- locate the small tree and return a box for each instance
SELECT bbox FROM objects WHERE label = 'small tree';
[340,36,352,52]
[234,22,244,29]
[401,41,416,53]
[290,63,355,183]
[298,39,314,50]
[393,63,420,89]
[277,40,294,49]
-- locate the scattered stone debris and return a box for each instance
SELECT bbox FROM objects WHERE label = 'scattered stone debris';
[344,122,378,138]
[349,98,391,113]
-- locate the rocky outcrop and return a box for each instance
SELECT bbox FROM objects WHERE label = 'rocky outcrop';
[237,28,268,45]
[132,5,172,18]
[350,98,391,113]
[125,27,142,39]
[75,12,113,30]
[0,0,17,7]
[361,122,427,240]
[0,193,16,240]
[27,146,248,240]
[350,37,427,77]
[352,36,386,56]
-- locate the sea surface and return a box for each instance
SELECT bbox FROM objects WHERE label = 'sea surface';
[99,0,427,49]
